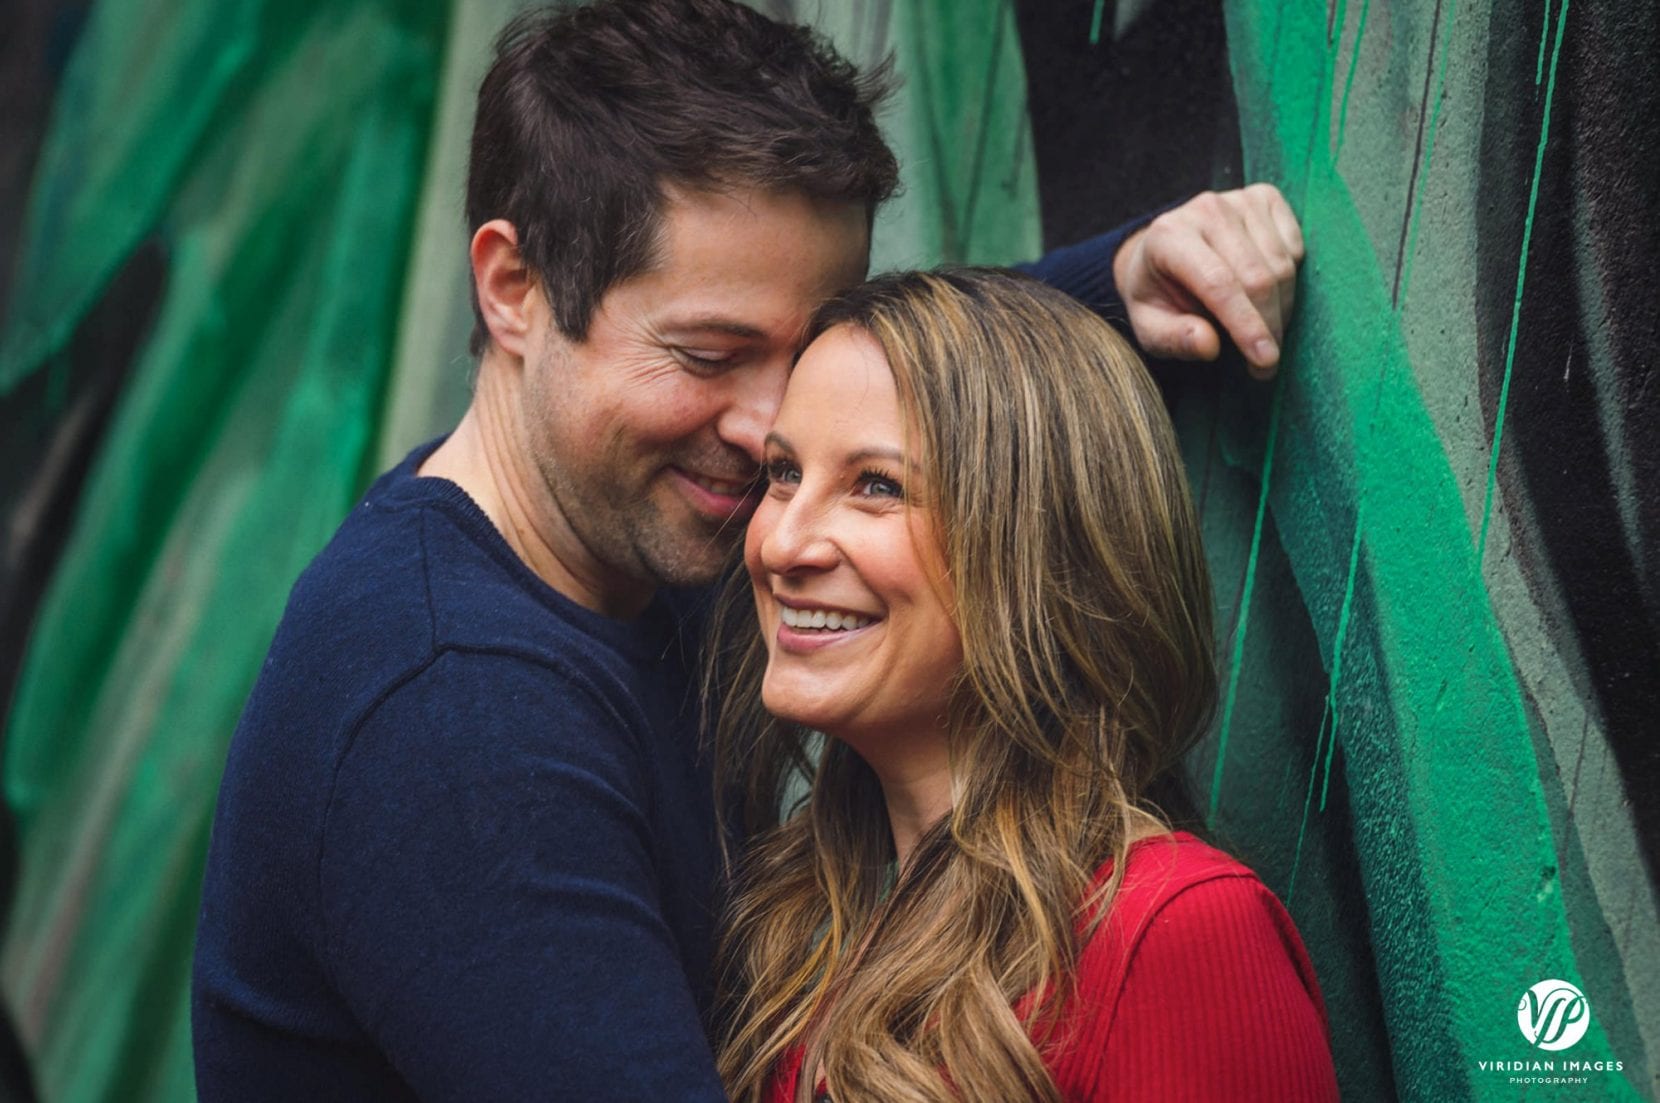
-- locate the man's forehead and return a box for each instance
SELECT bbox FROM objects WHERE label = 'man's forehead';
[655,184,868,277]
[612,187,868,342]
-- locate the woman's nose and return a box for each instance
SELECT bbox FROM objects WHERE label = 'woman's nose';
[758,492,839,576]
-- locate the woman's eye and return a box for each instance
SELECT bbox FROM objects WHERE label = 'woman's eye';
[857,469,903,499]
[764,459,800,485]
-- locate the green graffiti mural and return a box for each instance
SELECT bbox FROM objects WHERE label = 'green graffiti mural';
[1012,1,1657,1099]
[0,0,1653,1100]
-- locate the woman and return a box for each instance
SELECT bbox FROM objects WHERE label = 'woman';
[708,269,1338,1102]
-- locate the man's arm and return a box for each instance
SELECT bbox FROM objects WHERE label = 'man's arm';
[1022,184,1305,380]
[319,649,726,1102]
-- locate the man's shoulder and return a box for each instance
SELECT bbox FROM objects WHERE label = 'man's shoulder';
[254,484,449,731]
[248,470,695,761]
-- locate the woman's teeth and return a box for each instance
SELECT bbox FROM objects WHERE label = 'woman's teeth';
[779,606,874,631]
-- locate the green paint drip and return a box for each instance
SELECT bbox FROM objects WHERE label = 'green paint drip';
[1535,0,1554,84]
[1290,499,1362,899]
[1478,0,1569,568]
[1396,0,1459,314]
[1319,502,1365,812]
[1332,0,1370,161]
[1287,696,1332,904]
[1207,378,1285,826]
[1089,0,1105,45]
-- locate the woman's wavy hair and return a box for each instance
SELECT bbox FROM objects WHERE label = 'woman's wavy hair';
[708,268,1218,1103]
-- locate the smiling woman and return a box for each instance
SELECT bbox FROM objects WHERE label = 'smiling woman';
[708,269,1339,1103]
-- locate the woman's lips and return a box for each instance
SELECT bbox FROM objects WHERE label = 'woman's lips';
[774,611,882,655]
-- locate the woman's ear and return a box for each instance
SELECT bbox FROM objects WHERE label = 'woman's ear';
[470,219,538,360]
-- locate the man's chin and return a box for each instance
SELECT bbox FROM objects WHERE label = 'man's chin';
[638,527,745,589]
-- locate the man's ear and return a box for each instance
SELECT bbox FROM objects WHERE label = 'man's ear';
[471,219,540,360]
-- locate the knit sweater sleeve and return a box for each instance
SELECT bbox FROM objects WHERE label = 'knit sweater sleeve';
[1012,199,1191,334]
[1067,872,1340,1101]
[317,648,726,1102]
[1013,221,1139,333]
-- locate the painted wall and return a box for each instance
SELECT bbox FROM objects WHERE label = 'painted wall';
[1011,2,1658,1099]
[0,0,1653,1100]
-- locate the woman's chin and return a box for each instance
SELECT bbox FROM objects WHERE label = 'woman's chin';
[760,677,846,732]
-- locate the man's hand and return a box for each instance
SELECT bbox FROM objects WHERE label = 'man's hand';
[1112,184,1305,380]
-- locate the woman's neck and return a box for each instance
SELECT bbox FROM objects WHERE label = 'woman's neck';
[833,727,953,870]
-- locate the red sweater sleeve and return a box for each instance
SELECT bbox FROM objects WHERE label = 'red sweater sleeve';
[1065,870,1340,1101]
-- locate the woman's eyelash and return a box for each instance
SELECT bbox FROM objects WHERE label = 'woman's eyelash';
[859,467,904,497]
[761,460,902,496]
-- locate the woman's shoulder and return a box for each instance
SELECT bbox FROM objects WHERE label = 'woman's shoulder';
[1051,831,1337,1100]
[1094,830,1265,921]
[1079,830,1309,984]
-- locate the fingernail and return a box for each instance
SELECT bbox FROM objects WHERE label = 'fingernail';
[1254,339,1279,365]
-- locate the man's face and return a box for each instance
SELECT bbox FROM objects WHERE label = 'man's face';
[521,184,869,594]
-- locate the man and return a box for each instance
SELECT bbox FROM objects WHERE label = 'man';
[191,1,1303,1099]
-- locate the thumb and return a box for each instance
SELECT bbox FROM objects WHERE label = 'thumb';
[1130,305,1222,362]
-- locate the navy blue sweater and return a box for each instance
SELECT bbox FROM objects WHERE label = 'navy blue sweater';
[193,444,726,1100]
[192,226,1136,1101]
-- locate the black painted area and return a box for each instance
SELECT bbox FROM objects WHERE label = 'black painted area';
[0,0,92,328]
[1011,0,1242,250]
[1475,0,1660,883]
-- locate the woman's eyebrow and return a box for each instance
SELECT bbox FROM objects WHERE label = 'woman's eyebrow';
[763,433,906,467]
[846,446,904,465]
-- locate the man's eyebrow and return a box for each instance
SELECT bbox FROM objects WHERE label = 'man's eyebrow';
[659,315,768,340]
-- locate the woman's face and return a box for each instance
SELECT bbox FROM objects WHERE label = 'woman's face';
[745,325,963,745]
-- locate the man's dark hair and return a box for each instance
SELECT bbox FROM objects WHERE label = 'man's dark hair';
[465,0,900,353]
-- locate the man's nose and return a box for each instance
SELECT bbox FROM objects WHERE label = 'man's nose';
[717,359,790,464]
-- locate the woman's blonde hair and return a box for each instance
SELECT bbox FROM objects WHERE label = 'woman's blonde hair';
[709,268,1217,1103]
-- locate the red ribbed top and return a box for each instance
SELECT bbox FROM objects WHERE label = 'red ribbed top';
[765,831,1340,1101]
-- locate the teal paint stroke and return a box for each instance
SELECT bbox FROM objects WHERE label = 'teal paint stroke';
[1223,2,1636,1096]
[1297,0,1461,878]
[1478,0,1569,568]
[1090,0,1105,46]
